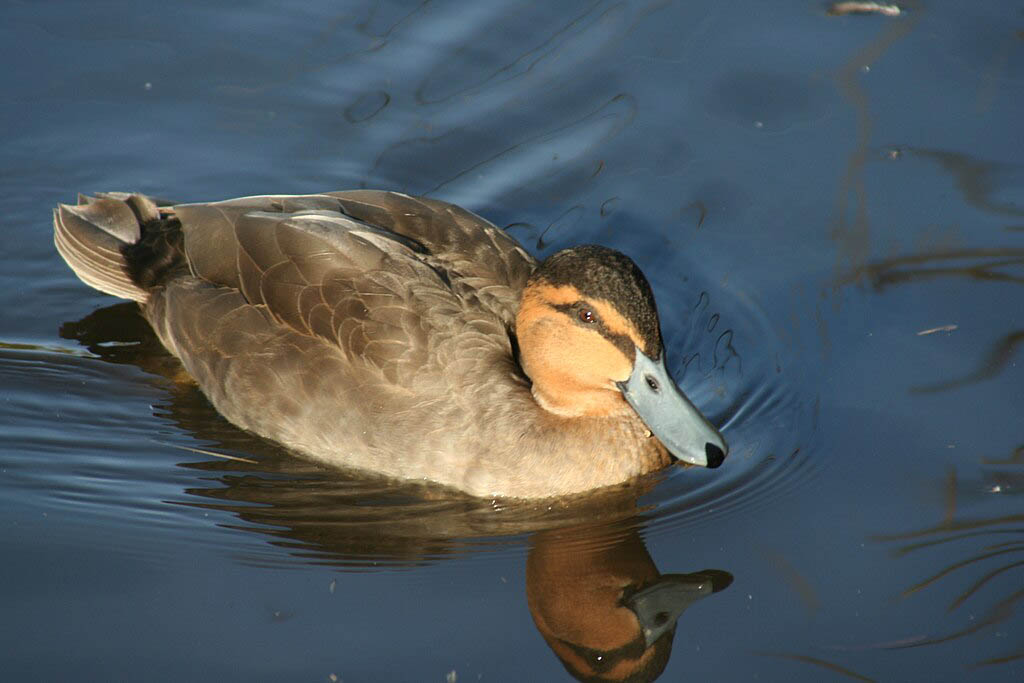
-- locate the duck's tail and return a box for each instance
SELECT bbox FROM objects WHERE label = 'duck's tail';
[53,192,175,303]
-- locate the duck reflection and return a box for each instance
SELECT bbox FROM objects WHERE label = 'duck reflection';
[528,523,731,681]
[62,303,734,681]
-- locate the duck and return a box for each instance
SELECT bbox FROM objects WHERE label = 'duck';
[53,190,727,498]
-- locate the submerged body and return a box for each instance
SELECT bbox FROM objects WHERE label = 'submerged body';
[54,191,726,498]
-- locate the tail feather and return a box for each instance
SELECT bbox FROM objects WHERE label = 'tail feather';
[53,195,149,302]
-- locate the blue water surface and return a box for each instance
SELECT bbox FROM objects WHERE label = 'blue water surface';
[2,1,1022,680]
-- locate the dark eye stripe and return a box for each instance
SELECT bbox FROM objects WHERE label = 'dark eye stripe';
[553,301,636,359]
[553,633,647,674]
[604,329,636,359]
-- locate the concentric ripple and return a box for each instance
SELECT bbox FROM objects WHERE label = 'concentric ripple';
[635,272,825,539]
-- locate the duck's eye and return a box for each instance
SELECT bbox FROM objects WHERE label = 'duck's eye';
[645,375,660,392]
[578,308,596,324]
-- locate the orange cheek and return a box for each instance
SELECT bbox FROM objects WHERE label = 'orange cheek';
[519,316,632,391]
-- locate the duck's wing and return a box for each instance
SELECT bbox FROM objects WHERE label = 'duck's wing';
[324,190,536,291]
[176,191,536,285]
[162,194,525,386]
[57,191,540,486]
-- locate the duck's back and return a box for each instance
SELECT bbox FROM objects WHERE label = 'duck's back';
[150,191,535,320]
[55,191,542,489]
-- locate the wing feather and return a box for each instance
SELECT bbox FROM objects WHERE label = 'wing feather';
[160,192,526,387]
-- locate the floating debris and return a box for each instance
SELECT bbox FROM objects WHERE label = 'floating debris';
[916,324,959,336]
[827,2,902,16]
[166,443,259,464]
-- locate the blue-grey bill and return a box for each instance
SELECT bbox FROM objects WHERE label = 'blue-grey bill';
[624,570,733,648]
[617,347,727,468]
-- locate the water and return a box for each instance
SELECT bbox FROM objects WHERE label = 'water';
[2,1,1022,680]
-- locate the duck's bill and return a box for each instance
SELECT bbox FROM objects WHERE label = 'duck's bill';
[616,348,728,468]
[624,570,733,648]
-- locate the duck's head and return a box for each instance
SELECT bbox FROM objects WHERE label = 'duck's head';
[515,245,727,468]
